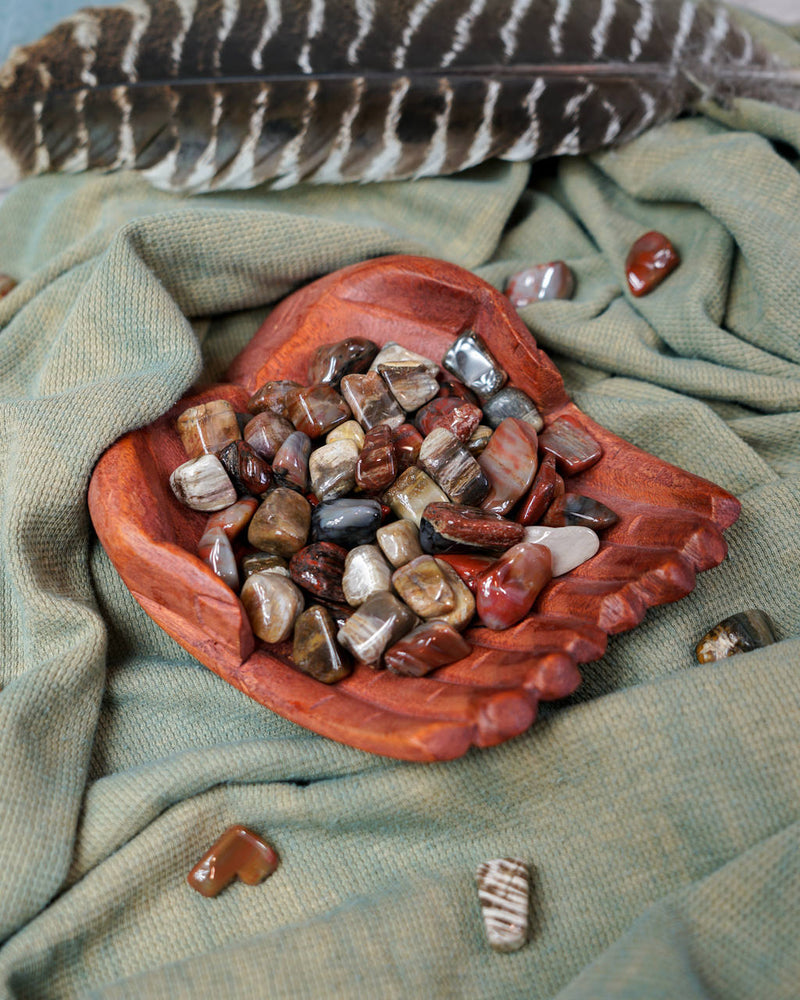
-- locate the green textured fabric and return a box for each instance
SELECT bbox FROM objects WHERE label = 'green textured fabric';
[2,15,799,1000]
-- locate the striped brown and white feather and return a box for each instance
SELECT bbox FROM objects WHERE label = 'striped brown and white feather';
[0,0,797,193]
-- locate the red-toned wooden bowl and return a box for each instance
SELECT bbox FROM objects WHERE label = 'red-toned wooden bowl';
[88,255,740,762]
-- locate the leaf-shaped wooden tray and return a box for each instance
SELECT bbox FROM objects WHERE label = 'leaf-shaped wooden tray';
[88,255,740,762]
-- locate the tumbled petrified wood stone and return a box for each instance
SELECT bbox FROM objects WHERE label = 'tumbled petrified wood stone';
[240,571,304,643]
[379,363,439,412]
[376,519,423,568]
[327,420,365,450]
[479,418,539,516]
[434,558,475,630]
[465,425,493,456]
[523,525,600,576]
[383,466,448,526]
[309,439,359,501]
[418,427,489,507]
[626,231,680,297]
[170,454,238,512]
[340,372,405,430]
[289,541,348,603]
[246,379,301,417]
[308,337,379,386]
[505,261,575,307]
[285,384,351,438]
[248,488,311,557]
[219,441,272,496]
[272,431,312,492]
[369,341,439,376]
[244,410,294,460]
[204,498,258,540]
[436,378,479,405]
[292,605,352,683]
[391,555,457,619]
[442,331,507,402]
[242,552,290,578]
[384,621,472,676]
[436,553,495,593]
[542,493,618,530]
[695,610,776,663]
[538,418,602,475]
[188,825,279,898]
[415,397,483,442]
[518,453,558,525]
[342,545,394,606]
[476,858,530,953]
[481,388,543,432]
[419,503,525,554]
[177,400,241,459]
[476,542,552,630]
[393,423,424,471]
[311,498,383,547]
[337,591,419,666]
[197,525,239,590]
[355,425,398,493]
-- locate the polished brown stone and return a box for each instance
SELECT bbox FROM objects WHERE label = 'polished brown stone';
[308,337,379,386]
[376,519,423,568]
[518,453,558,525]
[205,497,259,540]
[309,439,359,501]
[187,825,279,897]
[241,571,304,642]
[289,541,348,603]
[391,555,458,619]
[505,261,575,307]
[337,591,419,666]
[419,502,525,553]
[177,400,241,459]
[432,558,476,631]
[292,605,352,683]
[476,542,552,630]
[342,545,394,606]
[272,431,312,492]
[379,363,440,412]
[219,441,272,496]
[285,384,351,438]
[243,410,295,460]
[465,425,493,456]
[369,341,439,376]
[246,379,301,418]
[197,525,239,590]
[326,420,365,450]
[626,231,680,297]
[478,418,539,516]
[241,552,290,578]
[695,610,776,663]
[538,418,603,475]
[415,397,483,443]
[383,466,448,526]
[355,425,398,493]
[340,372,405,430]
[384,621,472,676]
[542,493,618,530]
[169,455,238,512]
[436,378,479,405]
[247,488,311,557]
[418,428,489,507]
[393,423,424,471]
[436,553,495,593]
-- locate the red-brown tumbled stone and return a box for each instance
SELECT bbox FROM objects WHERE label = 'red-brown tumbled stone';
[436,553,496,593]
[478,418,539,516]
[436,378,479,405]
[247,380,301,417]
[476,542,552,630]
[204,498,259,540]
[188,825,279,898]
[308,337,379,386]
[415,398,483,443]
[538,418,603,475]
[272,431,312,492]
[219,441,272,496]
[419,502,525,554]
[625,231,680,297]
[394,423,423,472]
[244,411,295,460]
[355,425,398,493]
[289,542,348,604]
[542,493,619,530]
[285,384,351,438]
[384,620,472,676]
[505,261,575,307]
[518,453,558,525]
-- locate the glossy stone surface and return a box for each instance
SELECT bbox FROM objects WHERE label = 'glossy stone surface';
[518,453,558,525]
[0,274,16,299]
[478,418,539,516]
[476,858,530,953]
[292,605,352,683]
[289,541,348,603]
[285,384,351,438]
[505,261,575,307]
[391,555,458,619]
[342,545,394,606]
[384,621,472,676]
[247,488,311,557]
[188,825,279,898]
[442,331,507,402]
[308,337,379,386]
[415,397,483,442]
[626,231,680,296]
[327,420,365,450]
[219,441,272,496]
[418,428,489,506]
[420,503,525,554]
[481,388,543,432]
[355,425,398,493]
[241,552,290,578]
[376,519,423,568]
[337,591,419,666]
[379,363,440,411]
[177,400,241,459]
[542,493,618,530]
[241,571,304,643]
[170,455,237,512]
[243,410,295,460]
[436,553,495,593]
[247,379,301,417]
[205,497,259,540]
[340,371,405,431]
[369,341,439,376]
[695,610,776,663]
[436,378,479,405]
[393,423,424,471]
[538,418,603,475]
[465,425,493,456]
[197,525,239,590]
[311,498,383,547]
[476,542,552,630]
[523,525,600,576]
[383,467,448,526]
[309,439,359,500]
[272,431,312,492]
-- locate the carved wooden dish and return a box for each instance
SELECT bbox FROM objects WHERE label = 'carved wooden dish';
[88,255,740,762]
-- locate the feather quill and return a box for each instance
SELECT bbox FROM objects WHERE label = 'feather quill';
[0,0,797,193]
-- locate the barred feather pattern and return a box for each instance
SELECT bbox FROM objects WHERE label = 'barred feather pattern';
[0,0,796,193]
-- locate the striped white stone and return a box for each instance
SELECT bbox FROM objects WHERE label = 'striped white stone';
[476,858,529,953]
[523,525,599,576]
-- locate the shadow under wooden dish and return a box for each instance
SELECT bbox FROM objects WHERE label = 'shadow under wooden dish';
[88,255,740,762]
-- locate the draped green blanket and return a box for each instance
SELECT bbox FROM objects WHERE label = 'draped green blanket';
[1,12,798,999]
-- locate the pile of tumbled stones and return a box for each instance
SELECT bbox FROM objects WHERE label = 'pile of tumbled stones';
[168,331,618,683]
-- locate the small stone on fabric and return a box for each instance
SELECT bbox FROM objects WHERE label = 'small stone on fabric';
[625,231,680,297]
[505,261,574,307]
[188,826,279,898]
[695,610,776,663]
[476,858,530,953]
